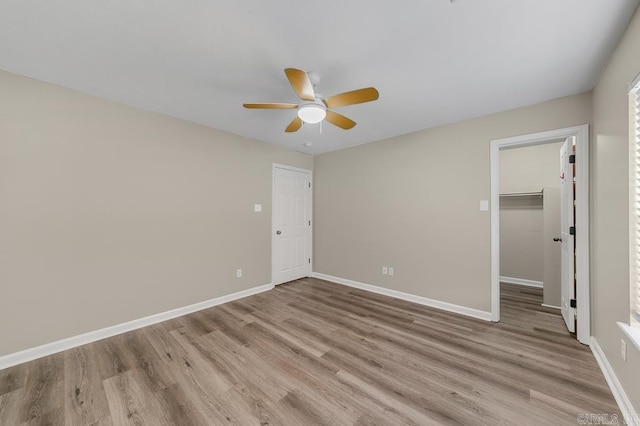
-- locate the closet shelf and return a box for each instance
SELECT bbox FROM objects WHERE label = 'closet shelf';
[499,191,543,198]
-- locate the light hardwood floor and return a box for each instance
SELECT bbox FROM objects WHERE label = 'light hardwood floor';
[0,279,620,425]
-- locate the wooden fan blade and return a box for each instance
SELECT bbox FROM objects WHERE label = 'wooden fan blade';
[325,110,356,130]
[285,116,303,132]
[324,87,379,108]
[284,68,315,101]
[243,103,298,109]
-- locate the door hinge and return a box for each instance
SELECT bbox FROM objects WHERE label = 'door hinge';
[570,299,577,308]
[308,182,311,188]
[569,154,576,164]
[308,258,311,264]
[308,220,311,226]
[569,226,575,236]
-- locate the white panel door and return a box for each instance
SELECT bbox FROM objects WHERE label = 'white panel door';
[560,137,576,333]
[272,166,312,285]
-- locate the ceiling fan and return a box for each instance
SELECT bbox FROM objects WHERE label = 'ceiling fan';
[243,68,379,132]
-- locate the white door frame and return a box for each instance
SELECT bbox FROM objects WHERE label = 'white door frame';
[490,124,590,344]
[271,163,313,285]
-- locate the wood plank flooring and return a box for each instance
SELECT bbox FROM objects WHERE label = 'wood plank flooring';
[0,279,620,425]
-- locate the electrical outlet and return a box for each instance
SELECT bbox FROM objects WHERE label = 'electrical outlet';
[621,339,627,362]
[388,267,394,276]
[236,269,242,278]
[382,266,388,275]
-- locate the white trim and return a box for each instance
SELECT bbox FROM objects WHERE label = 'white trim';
[491,138,501,322]
[499,276,543,288]
[630,71,640,90]
[629,82,640,326]
[490,124,591,344]
[541,303,561,310]
[574,125,591,345]
[0,283,273,370]
[618,322,640,352]
[272,163,313,175]
[590,337,639,426]
[312,272,493,321]
[272,163,313,286]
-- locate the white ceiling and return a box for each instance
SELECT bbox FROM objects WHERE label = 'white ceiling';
[0,1,638,154]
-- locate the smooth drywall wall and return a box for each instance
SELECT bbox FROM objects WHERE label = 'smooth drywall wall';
[499,142,564,194]
[499,197,543,282]
[499,142,562,298]
[314,92,591,312]
[591,6,640,412]
[0,70,312,356]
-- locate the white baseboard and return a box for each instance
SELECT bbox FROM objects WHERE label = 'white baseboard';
[590,337,639,425]
[541,303,561,310]
[311,272,493,322]
[499,276,543,288]
[0,283,273,370]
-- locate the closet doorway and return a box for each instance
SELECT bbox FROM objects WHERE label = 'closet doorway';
[498,143,563,309]
[490,125,590,344]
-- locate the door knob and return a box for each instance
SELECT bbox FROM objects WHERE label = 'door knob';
[276,230,282,235]
[553,237,562,242]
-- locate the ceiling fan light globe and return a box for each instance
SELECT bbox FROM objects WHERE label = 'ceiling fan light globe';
[297,103,326,124]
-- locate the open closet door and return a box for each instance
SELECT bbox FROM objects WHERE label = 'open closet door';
[560,137,576,333]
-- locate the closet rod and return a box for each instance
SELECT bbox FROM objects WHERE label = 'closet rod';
[499,191,543,197]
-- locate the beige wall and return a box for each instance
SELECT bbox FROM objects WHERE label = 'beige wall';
[591,6,640,412]
[500,142,563,194]
[499,197,544,282]
[314,92,591,312]
[499,142,562,297]
[0,70,312,356]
